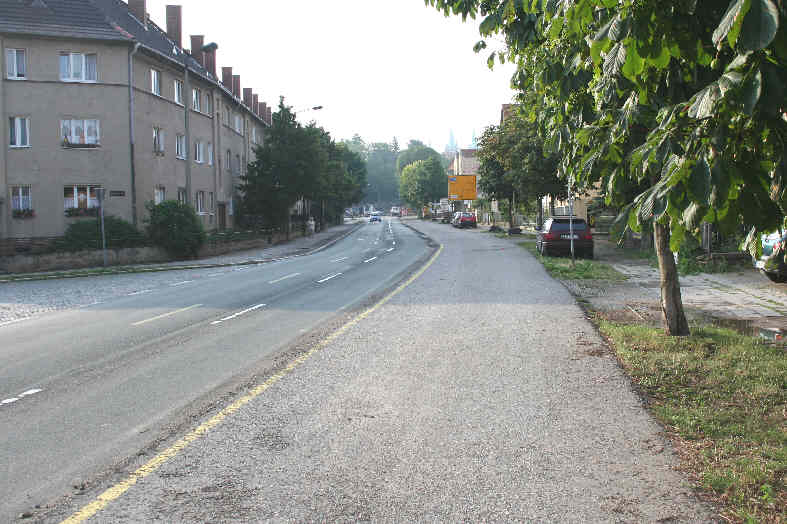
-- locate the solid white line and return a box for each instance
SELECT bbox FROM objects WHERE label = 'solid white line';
[331,257,348,263]
[0,317,29,328]
[127,289,152,296]
[386,248,394,252]
[268,272,300,284]
[364,257,377,263]
[1,398,19,405]
[208,273,224,277]
[132,304,202,326]
[211,303,266,325]
[19,388,43,397]
[317,272,342,283]
[170,280,194,286]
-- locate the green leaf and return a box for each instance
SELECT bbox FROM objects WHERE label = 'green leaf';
[473,40,488,53]
[622,43,644,82]
[682,202,707,229]
[738,0,780,51]
[479,13,502,36]
[590,39,611,66]
[603,42,626,78]
[607,16,631,42]
[688,156,712,201]
[741,68,762,115]
[487,52,496,69]
[548,15,564,38]
[688,83,722,119]
[650,42,671,69]
[669,221,687,252]
[713,0,744,48]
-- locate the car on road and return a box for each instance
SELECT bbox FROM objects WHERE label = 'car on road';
[451,212,477,228]
[536,217,593,258]
[369,212,382,223]
[755,230,787,282]
[390,206,401,217]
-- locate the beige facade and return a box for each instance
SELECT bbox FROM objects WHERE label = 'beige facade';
[1,1,270,242]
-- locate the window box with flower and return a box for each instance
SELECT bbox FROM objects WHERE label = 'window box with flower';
[64,207,99,218]
[12,208,35,219]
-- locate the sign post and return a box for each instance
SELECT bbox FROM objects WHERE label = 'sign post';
[95,188,107,267]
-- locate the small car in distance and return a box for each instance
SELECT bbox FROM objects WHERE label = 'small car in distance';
[390,206,401,217]
[536,217,593,258]
[755,230,787,282]
[369,212,382,223]
[451,212,477,228]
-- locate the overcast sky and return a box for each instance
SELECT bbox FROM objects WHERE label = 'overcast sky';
[143,0,517,151]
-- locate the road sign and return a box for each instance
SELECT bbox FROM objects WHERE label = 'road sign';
[448,175,477,201]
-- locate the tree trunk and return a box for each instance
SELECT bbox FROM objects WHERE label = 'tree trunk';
[537,196,543,228]
[653,222,690,336]
[508,196,514,229]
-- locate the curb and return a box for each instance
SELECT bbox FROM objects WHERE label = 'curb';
[0,222,365,284]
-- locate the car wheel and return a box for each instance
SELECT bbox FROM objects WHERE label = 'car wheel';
[763,271,787,283]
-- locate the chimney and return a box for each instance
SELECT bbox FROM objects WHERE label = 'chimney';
[252,94,259,115]
[190,35,204,67]
[221,67,232,89]
[260,102,267,121]
[266,106,272,125]
[204,45,217,77]
[243,88,253,107]
[165,5,182,49]
[128,0,146,26]
[232,74,240,98]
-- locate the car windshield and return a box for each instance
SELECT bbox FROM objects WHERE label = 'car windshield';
[461,213,474,218]
[549,220,587,232]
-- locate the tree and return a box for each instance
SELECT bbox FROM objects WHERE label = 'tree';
[399,157,447,210]
[396,141,443,175]
[426,0,787,336]
[366,140,400,204]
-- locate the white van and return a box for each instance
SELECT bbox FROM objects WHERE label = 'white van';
[390,206,401,217]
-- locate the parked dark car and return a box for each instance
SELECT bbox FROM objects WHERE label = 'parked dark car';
[536,217,593,258]
[755,231,787,282]
[451,212,477,228]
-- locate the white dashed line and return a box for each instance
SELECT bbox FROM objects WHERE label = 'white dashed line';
[19,389,43,397]
[317,273,342,283]
[1,398,19,405]
[207,273,224,277]
[211,303,266,325]
[386,248,394,252]
[364,257,378,263]
[132,304,202,326]
[269,273,300,284]
[127,289,152,296]
[331,257,348,263]
[170,280,194,286]
[0,388,42,407]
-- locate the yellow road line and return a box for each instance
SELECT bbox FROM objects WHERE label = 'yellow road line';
[131,304,203,326]
[61,244,444,524]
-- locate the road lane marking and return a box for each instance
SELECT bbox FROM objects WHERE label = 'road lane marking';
[60,244,443,524]
[211,303,266,325]
[170,280,194,286]
[330,257,348,263]
[386,248,394,252]
[0,317,29,328]
[1,398,19,405]
[131,304,203,326]
[364,257,377,263]
[19,388,43,397]
[316,272,342,283]
[127,289,152,296]
[268,273,300,284]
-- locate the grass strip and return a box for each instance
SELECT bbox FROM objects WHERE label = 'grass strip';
[519,241,628,281]
[598,320,786,523]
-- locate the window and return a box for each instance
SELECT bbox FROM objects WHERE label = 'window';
[236,154,241,175]
[208,192,214,212]
[59,52,97,82]
[61,119,100,146]
[204,94,213,115]
[64,185,101,209]
[150,69,161,95]
[6,49,26,79]
[11,185,31,210]
[153,126,165,154]
[194,140,204,163]
[154,186,165,204]
[251,127,257,144]
[9,117,30,147]
[234,114,243,134]
[176,134,185,159]
[225,149,231,171]
[173,79,183,105]
[224,106,231,126]
[177,188,186,204]
[192,88,201,111]
[195,190,205,214]
[207,142,213,165]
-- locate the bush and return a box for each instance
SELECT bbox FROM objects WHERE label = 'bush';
[58,216,146,252]
[145,200,206,259]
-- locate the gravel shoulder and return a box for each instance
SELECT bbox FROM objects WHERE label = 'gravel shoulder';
[53,219,718,522]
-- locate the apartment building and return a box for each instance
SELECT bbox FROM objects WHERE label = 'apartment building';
[0,0,270,242]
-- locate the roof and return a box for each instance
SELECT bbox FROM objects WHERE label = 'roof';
[0,0,129,41]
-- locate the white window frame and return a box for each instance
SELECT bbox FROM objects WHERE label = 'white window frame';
[154,186,165,205]
[177,188,186,204]
[63,184,101,210]
[60,118,100,147]
[173,79,183,105]
[194,140,204,164]
[195,190,206,214]
[204,94,212,115]
[59,52,97,82]
[207,143,213,166]
[9,116,30,147]
[192,87,201,112]
[11,185,32,210]
[234,114,243,134]
[6,48,26,80]
[208,192,215,212]
[153,126,165,154]
[225,149,232,172]
[251,127,257,144]
[175,134,186,159]
[151,69,161,95]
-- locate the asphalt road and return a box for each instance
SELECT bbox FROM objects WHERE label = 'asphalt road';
[0,218,432,522]
[44,219,717,523]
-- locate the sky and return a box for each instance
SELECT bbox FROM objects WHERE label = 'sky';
[142,0,518,152]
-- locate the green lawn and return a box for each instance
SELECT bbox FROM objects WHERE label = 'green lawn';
[599,321,787,523]
[518,241,627,281]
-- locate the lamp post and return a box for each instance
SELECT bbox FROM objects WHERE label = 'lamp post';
[95,188,108,267]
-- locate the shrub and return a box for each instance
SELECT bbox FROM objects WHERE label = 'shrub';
[145,200,206,259]
[58,216,146,252]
